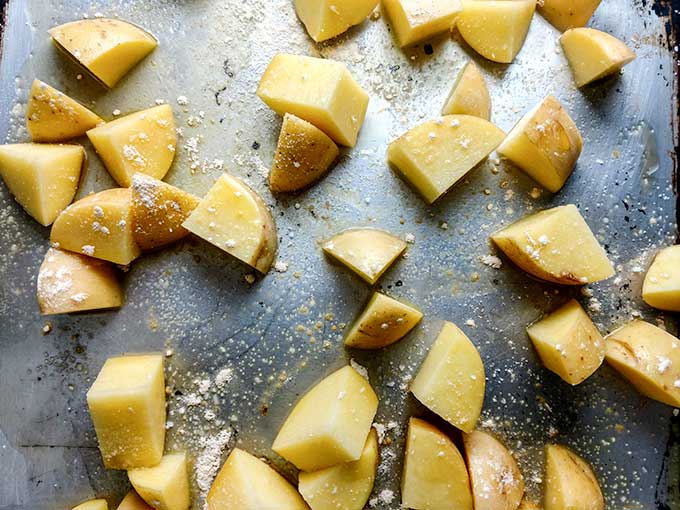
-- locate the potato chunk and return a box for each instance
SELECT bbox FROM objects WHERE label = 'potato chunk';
[388,115,505,203]
[491,204,614,285]
[441,61,491,120]
[538,0,601,32]
[544,445,603,510]
[73,500,108,510]
[87,105,176,187]
[270,114,339,193]
[182,173,277,273]
[344,292,423,349]
[518,500,541,510]
[295,0,379,42]
[118,491,154,510]
[382,0,462,47]
[272,365,378,471]
[207,448,308,510]
[49,19,157,88]
[299,430,378,510]
[411,322,485,433]
[130,174,200,251]
[527,299,604,385]
[87,354,165,469]
[128,453,190,510]
[642,246,680,312]
[322,228,407,284]
[257,54,369,147]
[401,417,473,510]
[457,0,535,63]
[605,320,680,407]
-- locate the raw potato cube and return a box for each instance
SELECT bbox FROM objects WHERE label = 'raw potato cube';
[538,0,601,32]
[457,0,536,63]
[272,365,378,471]
[560,28,635,87]
[441,61,491,120]
[128,453,190,510]
[295,0,379,42]
[497,96,582,193]
[642,245,680,312]
[0,143,83,226]
[518,500,541,510]
[410,321,485,433]
[257,54,369,147]
[87,105,177,187]
[51,188,141,265]
[130,174,200,251]
[322,228,407,284]
[544,445,603,510]
[207,448,308,510]
[605,320,680,407]
[526,299,604,385]
[87,354,166,469]
[491,204,614,285]
[49,18,157,88]
[73,500,108,510]
[118,491,154,510]
[182,173,277,273]
[344,292,423,349]
[401,417,473,510]
[387,114,505,203]
[270,114,339,193]
[299,429,378,510]
[382,0,462,47]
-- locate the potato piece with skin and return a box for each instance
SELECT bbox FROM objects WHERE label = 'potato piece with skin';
[442,61,491,120]
[118,491,154,510]
[402,417,473,510]
[642,245,680,312]
[538,0,601,32]
[272,366,378,471]
[128,453,190,510]
[544,445,603,510]
[388,115,505,204]
[73,500,108,510]
[382,0,462,47]
[295,0,379,42]
[518,500,542,510]
[270,114,339,193]
[491,204,614,285]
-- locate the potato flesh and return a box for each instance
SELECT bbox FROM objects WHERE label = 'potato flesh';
[257,54,369,147]
[642,245,680,312]
[441,61,491,120]
[544,445,603,510]
[538,0,601,32]
[518,500,541,510]
[382,0,462,47]
[128,453,190,510]
[86,354,166,470]
[295,0,379,42]
[387,114,505,203]
[72,500,108,510]
[117,491,154,510]
[272,365,378,471]
[410,322,485,433]
[491,204,614,285]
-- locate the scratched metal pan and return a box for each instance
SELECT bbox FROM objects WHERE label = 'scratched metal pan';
[0,0,678,508]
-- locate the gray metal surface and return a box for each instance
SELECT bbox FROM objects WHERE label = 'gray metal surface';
[0,0,678,509]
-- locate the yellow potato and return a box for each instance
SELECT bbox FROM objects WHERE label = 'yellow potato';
[299,430,378,510]
[51,188,141,266]
[642,245,680,312]
[73,500,108,510]
[457,0,536,63]
[544,445,603,510]
[401,417,473,510]
[295,0,379,41]
[49,18,157,88]
[128,453,190,510]
[605,320,680,407]
[344,292,423,349]
[441,61,491,120]
[87,354,166,470]
[491,204,614,285]
[0,143,84,226]
[410,321,485,433]
[257,54,369,147]
[272,365,378,471]
[382,0,462,47]
[117,491,154,510]
[182,173,277,274]
[518,500,542,510]
[87,105,177,187]
[538,0,601,32]
[270,113,339,193]
[322,227,407,284]
[388,114,505,203]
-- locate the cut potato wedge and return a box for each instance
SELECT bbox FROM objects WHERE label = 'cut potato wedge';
[73,500,108,510]
[388,114,505,203]
[642,245,680,312]
[118,491,153,510]
[442,61,491,120]
[128,453,190,510]
[518,500,541,510]
[272,365,378,471]
[182,173,277,273]
[538,0,601,32]
[491,204,614,285]
[295,0,379,41]
[382,0,462,47]
[49,18,157,88]
[544,445,603,510]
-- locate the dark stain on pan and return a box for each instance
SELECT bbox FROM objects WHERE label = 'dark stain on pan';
[0,0,10,52]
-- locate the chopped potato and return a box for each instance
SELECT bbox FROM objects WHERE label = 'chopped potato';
[491,204,614,285]
[388,114,505,203]
[0,143,84,226]
[295,0,379,41]
[411,321,485,433]
[128,453,190,510]
[270,113,339,193]
[441,61,491,120]
[87,105,176,187]
[642,245,680,312]
[605,320,680,407]
[518,500,541,510]
[545,445,603,510]
[344,292,423,349]
[382,0,462,47]
[527,299,604,385]
[401,417,473,510]
[87,354,166,469]
[257,54,369,147]
[182,173,277,273]
[117,491,154,510]
[49,18,157,88]
[73,500,108,510]
[538,0,601,32]
[272,365,378,471]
